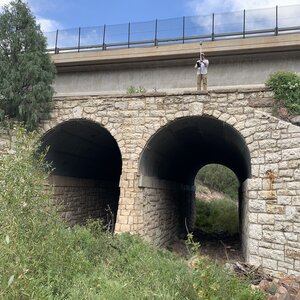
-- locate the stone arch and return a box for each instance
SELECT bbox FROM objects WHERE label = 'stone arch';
[138,115,251,247]
[40,118,122,228]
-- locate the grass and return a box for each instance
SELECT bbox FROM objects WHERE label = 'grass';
[195,197,239,237]
[0,127,266,299]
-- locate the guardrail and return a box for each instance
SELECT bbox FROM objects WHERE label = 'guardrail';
[45,4,300,54]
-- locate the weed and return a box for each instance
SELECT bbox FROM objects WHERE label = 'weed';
[126,85,147,94]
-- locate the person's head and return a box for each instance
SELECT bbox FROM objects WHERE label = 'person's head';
[200,53,205,59]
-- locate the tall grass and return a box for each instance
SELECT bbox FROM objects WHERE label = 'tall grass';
[195,198,239,237]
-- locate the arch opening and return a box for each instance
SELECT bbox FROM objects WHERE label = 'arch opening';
[41,119,122,228]
[139,116,251,252]
[194,163,241,260]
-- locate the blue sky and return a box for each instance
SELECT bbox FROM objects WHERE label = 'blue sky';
[0,0,300,32]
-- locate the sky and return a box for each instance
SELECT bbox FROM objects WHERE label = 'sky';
[0,0,300,32]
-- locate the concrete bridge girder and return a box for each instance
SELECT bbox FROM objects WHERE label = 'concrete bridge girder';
[52,33,300,94]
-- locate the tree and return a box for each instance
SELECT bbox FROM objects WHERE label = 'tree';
[0,0,56,131]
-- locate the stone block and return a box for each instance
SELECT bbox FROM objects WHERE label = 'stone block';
[263,231,286,244]
[286,247,300,260]
[258,213,275,224]
[259,247,284,261]
[262,258,278,270]
[249,224,262,239]
[249,200,266,212]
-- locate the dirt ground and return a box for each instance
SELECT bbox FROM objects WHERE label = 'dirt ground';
[169,230,244,264]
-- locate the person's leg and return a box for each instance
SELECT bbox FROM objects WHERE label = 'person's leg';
[203,75,208,92]
[197,74,201,91]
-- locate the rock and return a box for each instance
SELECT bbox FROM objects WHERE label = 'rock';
[277,285,288,294]
[290,115,300,125]
[277,294,293,300]
[224,262,235,275]
[259,279,272,291]
[279,276,295,289]
[278,107,289,119]
[287,282,300,296]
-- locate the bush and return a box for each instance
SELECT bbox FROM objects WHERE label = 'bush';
[192,256,266,300]
[195,198,239,236]
[265,71,300,114]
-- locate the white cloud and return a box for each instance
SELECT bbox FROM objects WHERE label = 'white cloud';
[0,0,60,32]
[37,17,60,32]
[187,0,300,15]
[185,0,300,35]
[0,0,11,10]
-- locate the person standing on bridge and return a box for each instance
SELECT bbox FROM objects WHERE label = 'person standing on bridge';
[195,53,209,92]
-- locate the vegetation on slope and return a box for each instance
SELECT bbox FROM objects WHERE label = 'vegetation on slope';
[195,164,240,237]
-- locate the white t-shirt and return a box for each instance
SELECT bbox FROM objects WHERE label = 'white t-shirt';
[195,59,209,75]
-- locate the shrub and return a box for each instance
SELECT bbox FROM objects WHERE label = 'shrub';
[192,256,267,300]
[195,197,239,236]
[265,71,300,114]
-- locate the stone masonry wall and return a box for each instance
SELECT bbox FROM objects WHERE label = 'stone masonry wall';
[138,177,195,246]
[142,186,180,247]
[49,175,120,227]
[1,87,299,277]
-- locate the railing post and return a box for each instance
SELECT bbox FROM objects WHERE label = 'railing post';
[154,19,158,46]
[212,13,215,41]
[78,27,81,52]
[128,22,131,48]
[243,9,246,38]
[275,5,279,35]
[182,16,185,44]
[102,24,106,50]
[54,29,59,54]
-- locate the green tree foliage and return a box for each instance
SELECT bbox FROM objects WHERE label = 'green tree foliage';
[0,0,56,131]
[265,71,300,114]
[196,164,239,200]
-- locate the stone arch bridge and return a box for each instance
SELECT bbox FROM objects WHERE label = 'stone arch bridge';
[34,87,300,278]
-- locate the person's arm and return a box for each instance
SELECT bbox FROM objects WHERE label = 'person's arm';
[203,59,209,67]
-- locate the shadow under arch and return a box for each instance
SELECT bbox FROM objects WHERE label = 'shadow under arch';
[138,116,251,249]
[40,119,122,228]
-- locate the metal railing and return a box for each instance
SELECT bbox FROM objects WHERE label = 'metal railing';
[45,4,300,54]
